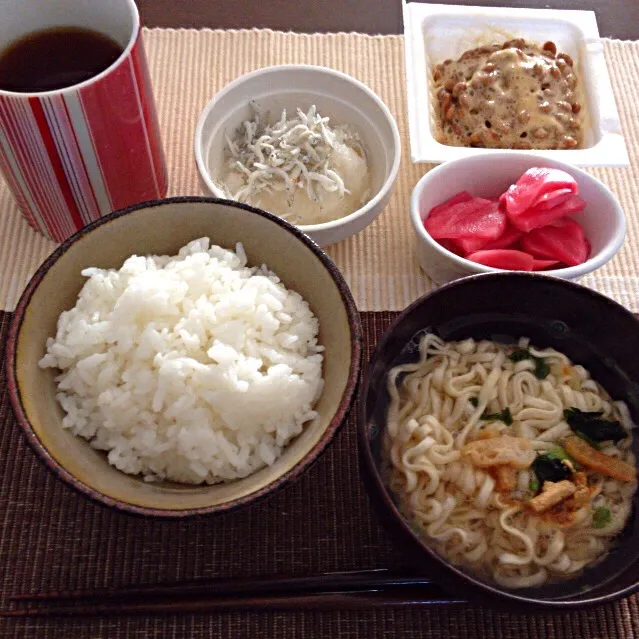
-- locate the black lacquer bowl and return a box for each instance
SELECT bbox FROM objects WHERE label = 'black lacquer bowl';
[358,272,639,609]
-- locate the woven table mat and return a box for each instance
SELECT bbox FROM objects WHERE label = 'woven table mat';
[2,30,639,312]
[1,309,639,638]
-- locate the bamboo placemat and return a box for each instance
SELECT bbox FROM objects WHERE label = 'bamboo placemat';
[3,27,639,638]
[2,310,639,638]
[1,29,639,312]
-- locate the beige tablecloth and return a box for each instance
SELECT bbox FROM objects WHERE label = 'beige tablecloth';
[1,29,639,311]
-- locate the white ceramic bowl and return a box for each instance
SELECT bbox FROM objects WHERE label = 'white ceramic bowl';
[194,65,401,247]
[410,152,626,285]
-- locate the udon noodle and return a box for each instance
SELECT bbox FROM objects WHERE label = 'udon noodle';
[385,334,637,588]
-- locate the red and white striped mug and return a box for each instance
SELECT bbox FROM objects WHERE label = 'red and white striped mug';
[0,0,167,242]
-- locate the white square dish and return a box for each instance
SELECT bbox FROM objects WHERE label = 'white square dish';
[402,2,628,166]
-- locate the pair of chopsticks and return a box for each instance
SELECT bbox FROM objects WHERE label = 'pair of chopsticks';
[2,569,463,617]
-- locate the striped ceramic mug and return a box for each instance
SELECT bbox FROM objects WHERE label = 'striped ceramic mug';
[0,0,167,242]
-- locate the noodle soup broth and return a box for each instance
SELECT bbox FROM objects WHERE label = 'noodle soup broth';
[364,303,639,601]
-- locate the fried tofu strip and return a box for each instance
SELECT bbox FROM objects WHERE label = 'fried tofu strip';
[566,471,592,508]
[494,465,518,492]
[462,435,535,469]
[568,487,592,508]
[529,480,576,513]
[565,436,636,483]
[573,471,588,489]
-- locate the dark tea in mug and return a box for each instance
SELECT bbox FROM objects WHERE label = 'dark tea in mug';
[0,0,168,242]
[0,26,123,93]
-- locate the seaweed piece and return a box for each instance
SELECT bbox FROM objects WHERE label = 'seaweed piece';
[508,348,549,379]
[564,407,626,444]
[530,453,574,490]
[481,407,513,425]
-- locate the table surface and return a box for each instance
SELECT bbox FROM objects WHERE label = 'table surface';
[137,0,639,41]
[2,4,639,638]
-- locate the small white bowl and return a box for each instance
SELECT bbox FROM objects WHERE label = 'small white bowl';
[410,152,626,285]
[194,65,401,247]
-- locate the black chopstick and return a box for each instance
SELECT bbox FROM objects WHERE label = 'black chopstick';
[1,587,463,617]
[9,568,434,603]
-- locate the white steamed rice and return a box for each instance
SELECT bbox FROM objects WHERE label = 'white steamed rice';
[39,238,324,485]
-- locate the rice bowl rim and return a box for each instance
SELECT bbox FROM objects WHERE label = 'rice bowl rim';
[6,196,363,517]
